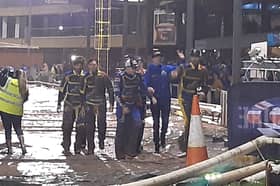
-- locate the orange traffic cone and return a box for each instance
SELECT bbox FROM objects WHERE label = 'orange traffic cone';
[186,95,208,166]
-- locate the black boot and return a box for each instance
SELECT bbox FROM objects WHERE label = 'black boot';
[154,143,160,154]
[86,149,94,155]
[61,142,72,156]
[161,133,166,148]
[6,140,12,155]
[74,142,81,155]
[99,141,104,150]
[18,135,27,155]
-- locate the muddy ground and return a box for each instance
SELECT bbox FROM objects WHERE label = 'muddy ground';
[0,86,227,185]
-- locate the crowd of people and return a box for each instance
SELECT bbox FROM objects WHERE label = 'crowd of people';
[0,48,232,160]
[21,62,66,83]
[56,48,214,159]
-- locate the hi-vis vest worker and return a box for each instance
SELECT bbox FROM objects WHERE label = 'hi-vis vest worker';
[0,77,23,116]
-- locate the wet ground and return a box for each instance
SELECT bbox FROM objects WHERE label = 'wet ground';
[0,85,227,185]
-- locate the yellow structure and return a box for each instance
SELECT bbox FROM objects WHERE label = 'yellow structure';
[95,0,111,74]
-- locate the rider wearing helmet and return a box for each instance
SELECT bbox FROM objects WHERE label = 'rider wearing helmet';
[114,57,146,159]
[172,49,208,152]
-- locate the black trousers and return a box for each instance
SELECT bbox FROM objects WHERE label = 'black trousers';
[62,102,80,151]
[0,111,23,141]
[150,102,171,147]
[84,103,107,152]
[75,107,86,153]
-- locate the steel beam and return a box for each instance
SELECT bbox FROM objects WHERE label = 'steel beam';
[232,0,242,84]
[185,0,195,58]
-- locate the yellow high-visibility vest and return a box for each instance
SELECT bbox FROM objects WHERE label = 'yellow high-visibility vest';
[0,78,23,116]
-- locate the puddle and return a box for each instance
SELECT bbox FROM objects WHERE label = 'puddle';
[0,85,228,185]
[17,162,86,185]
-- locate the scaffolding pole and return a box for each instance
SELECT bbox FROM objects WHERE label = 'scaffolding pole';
[95,0,111,74]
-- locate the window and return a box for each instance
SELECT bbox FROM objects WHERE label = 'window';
[128,5,137,34]
[32,15,44,28]
[0,17,2,37]
[7,17,15,38]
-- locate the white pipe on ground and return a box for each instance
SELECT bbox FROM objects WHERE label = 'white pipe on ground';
[208,161,269,185]
[122,136,280,186]
[240,171,266,184]
[240,163,280,184]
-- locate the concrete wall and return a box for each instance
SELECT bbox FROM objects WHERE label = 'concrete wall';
[0,4,86,16]
[30,35,145,49]
[195,33,267,50]
[0,49,43,67]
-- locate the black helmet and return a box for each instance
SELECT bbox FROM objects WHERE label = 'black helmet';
[123,54,131,59]
[0,68,10,87]
[122,54,132,65]
[0,67,9,77]
[135,56,143,64]
[152,48,162,58]
[153,48,160,52]
[3,66,15,78]
[124,58,137,69]
[71,55,85,66]
[132,58,139,68]
[190,49,201,57]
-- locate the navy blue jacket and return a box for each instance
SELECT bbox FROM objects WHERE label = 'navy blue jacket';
[58,70,84,106]
[144,63,176,104]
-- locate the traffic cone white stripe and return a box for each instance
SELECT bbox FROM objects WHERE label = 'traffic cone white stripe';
[188,115,206,147]
[186,95,208,166]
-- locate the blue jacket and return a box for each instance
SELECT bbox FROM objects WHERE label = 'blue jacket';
[144,63,176,104]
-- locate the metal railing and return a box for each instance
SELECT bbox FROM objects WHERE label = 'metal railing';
[32,26,87,37]
[27,81,228,126]
[220,90,228,127]
[170,83,228,126]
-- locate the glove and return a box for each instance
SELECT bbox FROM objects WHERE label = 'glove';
[23,91,29,102]
[176,49,185,59]
[171,70,178,79]
[122,106,130,114]
[196,86,202,92]
[197,91,205,96]
[151,96,157,105]
[57,104,62,113]
[147,87,155,95]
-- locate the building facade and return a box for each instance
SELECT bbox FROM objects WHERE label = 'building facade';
[0,0,148,72]
[2,0,280,73]
[152,0,280,62]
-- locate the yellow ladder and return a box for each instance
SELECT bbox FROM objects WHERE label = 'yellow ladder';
[95,0,111,74]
